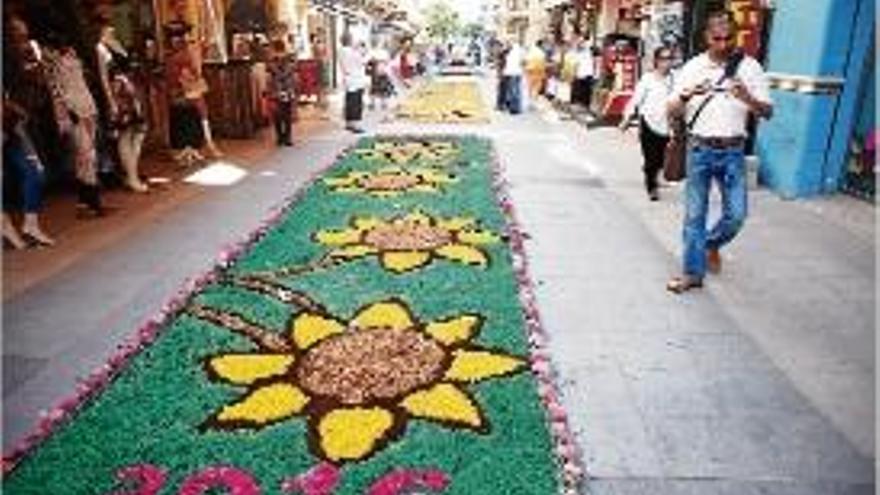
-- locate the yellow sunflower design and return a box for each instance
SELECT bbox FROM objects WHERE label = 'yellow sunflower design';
[354,140,459,166]
[323,168,456,197]
[203,298,524,463]
[314,211,500,273]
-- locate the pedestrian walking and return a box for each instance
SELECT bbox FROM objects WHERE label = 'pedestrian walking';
[665,9,773,294]
[619,46,676,201]
[340,34,368,134]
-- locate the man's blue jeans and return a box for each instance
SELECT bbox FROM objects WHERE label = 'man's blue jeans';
[683,145,747,279]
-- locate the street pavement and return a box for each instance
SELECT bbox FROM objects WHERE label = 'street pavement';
[3,75,875,494]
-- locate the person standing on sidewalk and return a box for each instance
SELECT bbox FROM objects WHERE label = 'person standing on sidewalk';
[524,40,546,104]
[571,36,596,111]
[501,39,524,114]
[619,46,676,201]
[339,34,368,134]
[266,40,296,146]
[665,10,773,293]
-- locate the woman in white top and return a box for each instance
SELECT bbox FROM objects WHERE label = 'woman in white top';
[620,46,676,201]
[339,34,368,133]
[368,42,394,110]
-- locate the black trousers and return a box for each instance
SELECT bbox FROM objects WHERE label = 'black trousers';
[344,89,364,123]
[572,77,594,108]
[496,76,509,110]
[639,118,670,193]
[274,100,293,144]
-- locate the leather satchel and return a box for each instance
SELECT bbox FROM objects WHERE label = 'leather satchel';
[663,116,688,182]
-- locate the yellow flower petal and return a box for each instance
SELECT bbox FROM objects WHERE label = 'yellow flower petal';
[380,251,432,273]
[411,185,439,193]
[329,244,378,259]
[456,230,500,245]
[401,211,432,226]
[436,217,475,231]
[315,228,362,246]
[332,186,362,194]
[208,354,295,385]
[435,244,489,267]
[424,315,481,346]
[444,350,524,382]
[351,299,415,331]
[324,176,359,187]
[401,383,483,428]
[290,312,346,349]
[353,216,384,231]
[317,407,395,461]
[216,383,309,425]
[370,191,399,198]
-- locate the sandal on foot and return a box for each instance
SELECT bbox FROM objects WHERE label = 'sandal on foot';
[666,276,703,294]
[707,249,722,274]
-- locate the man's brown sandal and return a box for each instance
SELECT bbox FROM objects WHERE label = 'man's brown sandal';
[707,249,722,274]
[666,276,704,294]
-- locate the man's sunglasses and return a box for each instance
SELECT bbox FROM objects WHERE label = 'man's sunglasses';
[712,35,734,42]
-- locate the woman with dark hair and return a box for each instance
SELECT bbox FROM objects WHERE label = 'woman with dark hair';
[619,46,676,201]
[96,21,148,192]
[42,31,106,215]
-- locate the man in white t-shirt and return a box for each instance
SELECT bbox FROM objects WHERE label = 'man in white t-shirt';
[665,9,773,294]
[501,39,524,114]
[571,36,595,109]
[339,33,368,133]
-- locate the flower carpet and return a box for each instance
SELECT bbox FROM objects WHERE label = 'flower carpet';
[395,79,490,124]
[3,136,581,494]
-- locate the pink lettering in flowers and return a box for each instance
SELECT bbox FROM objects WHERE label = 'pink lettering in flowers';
[178,466,260,495]
[281,462,340,495]
[109,464,167,495]
[367,468,450,495]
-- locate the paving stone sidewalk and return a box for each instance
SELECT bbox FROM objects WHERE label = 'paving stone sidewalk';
[495,101,875,494]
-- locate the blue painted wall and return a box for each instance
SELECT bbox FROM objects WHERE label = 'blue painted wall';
[756,0,875,198]
[824,0,875,193]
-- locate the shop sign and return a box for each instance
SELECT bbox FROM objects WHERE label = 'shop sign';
[728,0,764,57]
[646,2,684,52]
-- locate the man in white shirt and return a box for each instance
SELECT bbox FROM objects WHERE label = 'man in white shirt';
[339,33,368,133]
[665,9,773,293]
[571,36,595,110]
[501,39,524,114]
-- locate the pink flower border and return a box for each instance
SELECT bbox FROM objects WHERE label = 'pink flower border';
[486,142,586,494]
[3,135,586,494]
